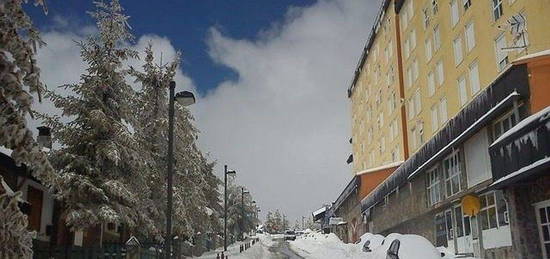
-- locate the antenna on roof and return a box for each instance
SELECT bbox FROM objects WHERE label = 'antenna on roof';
[501,13,528,53]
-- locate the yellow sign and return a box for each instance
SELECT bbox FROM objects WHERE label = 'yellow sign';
[461,194,481,217]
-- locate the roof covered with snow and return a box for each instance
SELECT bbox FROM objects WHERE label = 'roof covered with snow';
[491,105,550,147]
[355,161,403,176]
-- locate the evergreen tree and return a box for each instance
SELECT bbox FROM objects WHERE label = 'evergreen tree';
[0,1,56,257]
[42,0,146,230]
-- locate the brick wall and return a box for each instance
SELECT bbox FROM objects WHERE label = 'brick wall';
[506,174,550,259]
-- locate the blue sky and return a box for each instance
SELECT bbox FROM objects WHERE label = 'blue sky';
[28,0,315,96]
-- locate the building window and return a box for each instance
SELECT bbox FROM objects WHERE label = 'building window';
[479,192,498,230]
[406,66,413,88]
[414,90,422,116]
[453,36,464,65]
[439,98,448,125]
[458,75,468,107]
[433,25,441,51]
[425,38,433,62]
[492,0,504,21]
[535,200,550,258]
[432,0,439,15]
[413,59,419,82]
[431,105,439,132]
[444,205,472,240]
[463,0,472,10]
[443,150,463,197]
[469,61,480,94]
[436,60,444,85]
[423,7,430,29]
[410,30,417,50]
[428,71,436,96]
[426,166,443,206]
[465,22,476,52]
[450,0,459,27]
[408,98,415,118]
[495,33,509,71]
[492,110,518,140]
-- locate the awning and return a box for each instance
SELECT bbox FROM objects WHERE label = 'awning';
[312,206,327,221]
[489,157,550,190]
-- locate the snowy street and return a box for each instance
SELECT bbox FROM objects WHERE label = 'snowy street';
[195,234,303,259]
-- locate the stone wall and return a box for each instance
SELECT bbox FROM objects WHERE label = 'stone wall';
[506,174,550,259]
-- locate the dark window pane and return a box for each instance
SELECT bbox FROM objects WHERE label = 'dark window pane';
[541,208,548,224]
[545,244,550,259]
[488,207,497,229]
[487,193,495,206]
[456,207,464,237]
[496,191,509,226]
[464,216,471,236]
[481,195,487,208]
[546,208,550,224]
[481,211,489,230]
[543,225,550,242]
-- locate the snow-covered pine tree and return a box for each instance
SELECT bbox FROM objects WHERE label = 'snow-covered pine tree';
[42,0,148,231]
[1,1,56,257]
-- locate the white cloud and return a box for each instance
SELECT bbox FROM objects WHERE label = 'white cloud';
[30,0,380,223]
[196,0,380,221]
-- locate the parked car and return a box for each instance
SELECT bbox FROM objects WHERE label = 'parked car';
[284,230,296,241]
[367,234,444,259]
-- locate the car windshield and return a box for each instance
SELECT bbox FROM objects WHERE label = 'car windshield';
[286,231,295,234]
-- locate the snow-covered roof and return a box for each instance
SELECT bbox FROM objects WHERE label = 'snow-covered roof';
[490,157,550,189]
[513,49,550,64]
[355,161,403,176]
[312,206,327,217]
[491,105,550,147]
[408,91,520,179]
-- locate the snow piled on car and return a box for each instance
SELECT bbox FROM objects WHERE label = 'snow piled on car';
[289,231,466,259]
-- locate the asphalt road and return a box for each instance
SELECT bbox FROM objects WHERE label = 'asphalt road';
[268,239,304,259]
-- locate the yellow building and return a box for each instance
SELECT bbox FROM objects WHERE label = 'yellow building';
[401,0,550,154]
[348,0,550,172]
[348,0,407,174]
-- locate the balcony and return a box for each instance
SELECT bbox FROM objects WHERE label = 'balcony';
[489,106,550,189]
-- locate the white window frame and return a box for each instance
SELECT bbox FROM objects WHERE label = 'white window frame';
[534,200,550,259]
[465,21,476,52]
[495,33,509,71]
[413,59,419,81]
[450,0,459,27]
[453,36,464,66]
[411,30,417,50]
[443,149,463,197]
[425,38,433,62]
[436,60,444,86]
[492,0,504,21]
[458,75,468,107]
[479,192,499,230]
[469,61,480,94]
[439,98,448,125]
[426,166,443,206]
[428,71,436,96]
[431,105,439,132]
[433,25,441,51]
[492,109,518,141]
[414,90,422,116]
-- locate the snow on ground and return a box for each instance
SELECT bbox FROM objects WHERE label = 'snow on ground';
[194,234,277,259]
[289,231,473,259]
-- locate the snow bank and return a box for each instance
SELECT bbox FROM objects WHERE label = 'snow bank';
[290,231,462,259]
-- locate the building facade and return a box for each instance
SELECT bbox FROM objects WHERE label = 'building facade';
[344,0,550,258]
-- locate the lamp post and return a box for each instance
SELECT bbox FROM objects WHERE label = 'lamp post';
[241,188,250,241]
[224,165,236,251]
[166,81,195,259]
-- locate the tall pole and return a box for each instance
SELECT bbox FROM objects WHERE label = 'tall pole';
[224,165,228,251]
[241,187,245,241]
[165,82,176,259]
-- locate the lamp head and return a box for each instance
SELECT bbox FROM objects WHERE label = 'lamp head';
[175,91,196,107]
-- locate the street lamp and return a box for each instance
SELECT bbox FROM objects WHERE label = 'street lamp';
[166,81,195,259]
[224,165,236,251]
[241,188,250,241]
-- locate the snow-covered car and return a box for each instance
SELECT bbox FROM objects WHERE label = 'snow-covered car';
[358,233,384,252]
[284,230,296,241]
[368,233,444,259]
